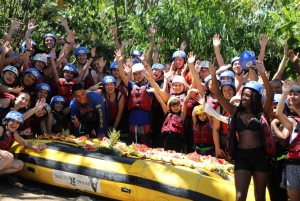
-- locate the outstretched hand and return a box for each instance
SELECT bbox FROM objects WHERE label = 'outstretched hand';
[259,33,269,47]
[187,52,196,64]
[213,34,221,48]
[114,49,123,61]
[35,98,46,110]
[287,49,299,64]
[196,94,205,105]
[208,58,216,75]
[28,18,38,30]
[282,79,294,93]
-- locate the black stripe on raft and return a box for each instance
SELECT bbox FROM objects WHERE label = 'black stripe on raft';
[15,153,220,201]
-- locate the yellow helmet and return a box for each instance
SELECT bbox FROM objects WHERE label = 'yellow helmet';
[167,97,179,107]
[195,105,205,115]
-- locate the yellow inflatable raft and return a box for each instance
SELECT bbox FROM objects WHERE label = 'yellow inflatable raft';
[10,139,270,201]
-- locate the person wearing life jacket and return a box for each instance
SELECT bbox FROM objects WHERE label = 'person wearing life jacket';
[0,111,47,176]
[101,75,125,131]
[46,96,69,135]
[210,59,274,201]
[275,81,300,201]
[70,84,108,139]
[51,47,95,106]
[204,74,221,108]
[75,46,98,90]
[115,49,154,147]
[192,105,214,156]
[213,81,236,159]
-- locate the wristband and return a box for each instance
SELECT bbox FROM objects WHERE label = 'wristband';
[65,41,70,44]
[26,49,32,52]
[91,56,95,59]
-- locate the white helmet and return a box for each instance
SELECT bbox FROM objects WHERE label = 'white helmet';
[172,75,189,89]
[3,65,19,76]
[132,63,145,74]
[33,53,47,64]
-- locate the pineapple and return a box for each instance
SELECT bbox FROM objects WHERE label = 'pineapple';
[96,129,121,156]
[107,128,120,146]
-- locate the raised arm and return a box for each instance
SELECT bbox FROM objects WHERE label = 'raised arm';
[272,42,288,80]
[23,39,32,72]
[58,16,71,33]
[153,38,167,64]
[258,33,269,62]
[0,41,11,72]
[50,48,60,88]
[213,34,225,67]
[145,24,156,63]
[76,48,95,83]
[24,18,38,41]
[23,99,46,120]
[187,52,205,97]
[115,49,129,87]
[110,26,121,49]
[287,49,300,75]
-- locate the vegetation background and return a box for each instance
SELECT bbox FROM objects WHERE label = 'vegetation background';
[0,0,299,79]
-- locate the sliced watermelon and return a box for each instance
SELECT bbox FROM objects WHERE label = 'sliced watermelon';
[43,132,51,139]
[84,144,98,151]
[212,157,226,165]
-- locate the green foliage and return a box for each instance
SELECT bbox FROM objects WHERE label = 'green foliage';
[0,0,299,78]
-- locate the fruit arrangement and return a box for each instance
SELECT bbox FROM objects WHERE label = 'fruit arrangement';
[42,129,234,179]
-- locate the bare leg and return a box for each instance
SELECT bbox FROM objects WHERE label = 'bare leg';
[0,157,14,171]
[235,170,252,201]
[253,171,269,201]
[0,159,24,176]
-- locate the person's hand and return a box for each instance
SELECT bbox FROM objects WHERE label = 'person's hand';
[282,79,294,93]
[208,58,216,75]
[259,33,269,47]
[141,69,151,80]
[35,98,46,110]
[124,63,132,75]
[194,60,201,73]
[121,39,131,46]
[73,115,79,127]
[157,37,167,45]
[2,41,12,55]
[0,150,14,159]
[187,52,196,64]
[90,47,96,58]
[17,54,25,60]
[287,49,299,64]
[271,118,280,127]
[137,51,146,61]
[57,37,65,45]
[63,45,70,56]
[284,41,288,57]
[25,38,32,50]
[90,82,102,91]
[10,20,20,31]
[180,40,187,51]
[27,18,38,30]
[66,32,75,44]
[195,94,205,105]
[149,24,156,36]
[58,16,68,27]
[109,26,117,36]
[213,34,221,48]
[11,86,24,94]
[236,72,249,84]
[98,57,106,70]
[35,143,47,152]
[252,60,266,75]
[114,49,123,62]
[91,129,96,136]
[217,64,231,73]
[50,48,56,58]
[215,147,226,158]
[22,128,32,136]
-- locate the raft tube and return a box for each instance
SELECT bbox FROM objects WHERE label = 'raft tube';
[10,140,270,201]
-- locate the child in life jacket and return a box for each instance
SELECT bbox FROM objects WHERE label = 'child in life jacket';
[192,105,214,155]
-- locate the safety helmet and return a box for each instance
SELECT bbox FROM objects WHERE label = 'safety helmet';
[221,81,236,91]
[110,61,118,70]
[25,68,40,81]
[132,63,145,74]
[33,53,47,64]
[230,95,241,104]
[132,58,140,63]
[21,39,36,53]
[273,94,289,106]
[204,75,221,88]
[231,56,240,67]
[167,97,180,107]
[195,105,205,115]
[201,61,210,68]
[3,65,19,76]
[172,76,188,87]
[4,110,24,125]
[243,81,263,96]
[172,50,187,61]
[151,63,165,71]
[43,33,57,42]
[50,95,66,106]
[75,46,88,56]
[63,63,77,74]
[239,51,256,70]
[220,70,235,80]
[36,83,51,93]
[130,50,142,57]
[102,75,116,85]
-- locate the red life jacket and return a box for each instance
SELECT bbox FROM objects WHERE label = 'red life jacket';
[116,82,128,107]
[286,131,300,160]
[227,114,276,157]
[186,98,199,117]
[82,68,94,90]
[128,85,152,111]
[194,122,212,144]
[58,78,77,105]
[0,128,15,150]
[213,103,229,135]
[105,90,122,122]
[161,112,184,136]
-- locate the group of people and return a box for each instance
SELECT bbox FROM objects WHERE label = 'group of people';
[0,17,300,201]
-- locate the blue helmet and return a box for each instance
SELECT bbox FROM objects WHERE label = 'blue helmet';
[110,61,118,70]
[63,63,77,73]
[243,81,263,96]
[25,68,40,81]
[50,95,66,106]
[220,70,235,80]
[102,75,116,85]
[204,75,220,88]
[36,83,51,93]
[130,50,142,57]
[75,46,89,56]
[239,51,256,70]
[273,94,289,106]
[132,58,140,63]
[21,39,37,53]
[221,81,236,90]
[11,53,20,57]
[172,50,187,61]
[44,33,57,42]
[151,63,165,71]
[4,110,24,125]
[231,56,240,67]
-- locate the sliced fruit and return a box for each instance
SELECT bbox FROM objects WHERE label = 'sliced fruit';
[84,144,98,151]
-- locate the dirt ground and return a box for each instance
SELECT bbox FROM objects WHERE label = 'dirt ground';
[0,176,114,201]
